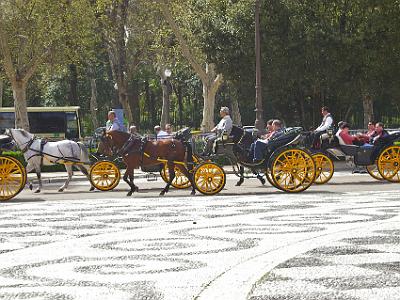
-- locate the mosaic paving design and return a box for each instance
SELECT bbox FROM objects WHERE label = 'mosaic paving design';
[0,190,399,299]
[250,215,400,300]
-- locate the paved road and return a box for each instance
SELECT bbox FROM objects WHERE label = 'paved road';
[0,173,399,300]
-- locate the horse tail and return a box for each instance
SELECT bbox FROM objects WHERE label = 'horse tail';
[77,142,90,163]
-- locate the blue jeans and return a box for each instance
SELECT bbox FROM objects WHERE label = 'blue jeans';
[253,140,268,161]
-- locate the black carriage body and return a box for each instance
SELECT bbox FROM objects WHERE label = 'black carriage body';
[322,131,400,166]
[213,125,304,170]
[0,135,14,154]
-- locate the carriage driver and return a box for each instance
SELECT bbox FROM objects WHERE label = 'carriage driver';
[106,111,125,132]
[311,106,334,147]
[202,106,233,156]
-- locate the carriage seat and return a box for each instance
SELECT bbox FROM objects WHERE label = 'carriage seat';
[0,135,14,151]
[0,135,12,146]
[266,131,300,153]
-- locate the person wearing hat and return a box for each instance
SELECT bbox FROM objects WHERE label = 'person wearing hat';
[154,125,168,139]
[106,111,125,132]
[202,106,233,156]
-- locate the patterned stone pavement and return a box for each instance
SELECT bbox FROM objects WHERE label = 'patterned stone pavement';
[0,187,400,300]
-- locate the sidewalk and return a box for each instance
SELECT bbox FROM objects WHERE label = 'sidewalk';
[31,161,354,184]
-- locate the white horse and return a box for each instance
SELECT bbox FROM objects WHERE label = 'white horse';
[8,128,94,193]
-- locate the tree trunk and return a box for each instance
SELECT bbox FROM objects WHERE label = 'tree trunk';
[145,80,157,127]
[362,94,374,128]
[68,64,78,106]
[0,79,3,107]
[90,77,99,130]
[12,80,29,130]
[117,80,133,124]
[231,96,242,126]
[129,79,140,126]
[201,64,223,132]
[174,84,184,126]
[150,91,157,126]
[193,85,198,128]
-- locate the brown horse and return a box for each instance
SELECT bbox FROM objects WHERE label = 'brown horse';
[97,130,196,196]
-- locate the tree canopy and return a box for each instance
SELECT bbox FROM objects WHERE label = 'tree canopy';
[1,0,399,133]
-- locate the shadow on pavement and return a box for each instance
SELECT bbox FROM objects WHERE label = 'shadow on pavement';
[3,198,45,203]
[324,180,393,186]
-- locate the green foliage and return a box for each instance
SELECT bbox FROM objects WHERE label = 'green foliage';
[1,0,400,134]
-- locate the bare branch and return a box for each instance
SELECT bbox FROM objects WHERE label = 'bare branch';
[23,46,51,82]
[157,0,207,82]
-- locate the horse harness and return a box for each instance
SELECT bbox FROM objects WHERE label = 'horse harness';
[17,136,79,165]
[118,134,192,167]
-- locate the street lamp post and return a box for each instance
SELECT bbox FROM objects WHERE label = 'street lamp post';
[254,0,264,131]
[160,68,172,128]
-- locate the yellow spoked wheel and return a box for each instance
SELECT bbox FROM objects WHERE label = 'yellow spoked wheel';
[377,146,400,182]
[265,168,278,188]
[366,163,383,181]
[89,160,121,191]
[160,165,191,189]
[159,156,199,189]
[271,148,316,193]
[312,153,334,185]
[194,162,226,195]
[0,156,27,201]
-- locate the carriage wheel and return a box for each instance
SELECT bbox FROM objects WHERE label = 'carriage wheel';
[312,153,334,185]
[89,160,121,191]
[265,168,278,188]
[159,155,199,189]
[366,163,383,181]
[377,146,400,182]
[271,148,316,193]
[0,156,27,201]
[194,162,226,195]
[160,164,191,189]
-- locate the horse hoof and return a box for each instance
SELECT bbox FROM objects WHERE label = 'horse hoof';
[29,184,33,191]
[160,191,165,196]
[134,187,139,192]
[58,188,64,192]
[127,191,133,196]
[259,178,266,185]
[191,191,196,195]
[34,189,41,194]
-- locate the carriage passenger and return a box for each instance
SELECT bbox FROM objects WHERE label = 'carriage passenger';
[370,122,389,145]
[165,124,173,135]
[357,121,376,143]
[252,119,284,163]
[338,123,362,145]
[202,107,233,156]
[129,125,139,135]
[106,111,125,132]
[154,125,168,139]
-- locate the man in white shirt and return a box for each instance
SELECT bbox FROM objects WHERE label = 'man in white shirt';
[154,125,168,139]
[202,107,233,156]
[311,106,334,147]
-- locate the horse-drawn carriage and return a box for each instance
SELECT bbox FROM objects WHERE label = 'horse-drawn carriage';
[0,134,27,201]
[92,128,228,196]
[307,129,400,184]
[2,123,399,201]
[157,125,400,193]
[155,126,318,193]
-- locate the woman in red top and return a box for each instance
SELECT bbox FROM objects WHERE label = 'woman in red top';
[339,123,361,145]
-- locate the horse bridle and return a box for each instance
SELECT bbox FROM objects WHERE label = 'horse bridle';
[8,130,36,153]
